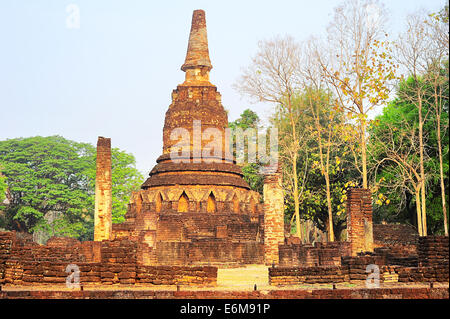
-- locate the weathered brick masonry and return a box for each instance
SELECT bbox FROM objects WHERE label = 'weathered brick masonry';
[108,9,267,266]
[263,169,284,265]
[0,232,217,286]
[270,236,449,286]
[347,188,374,255]
[94,137,112,242]
[0,287,447,299]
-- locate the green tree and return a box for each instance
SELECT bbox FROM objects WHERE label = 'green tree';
[0,170,7,204]
[0,136,143,240]
[229,109,264,196]
[109,149,144,223]
[369,68,449,235]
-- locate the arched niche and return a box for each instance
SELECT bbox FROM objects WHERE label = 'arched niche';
[155,192,163,213]
[249,196,256,214]
[178,191,189,213]
[232,193,239,213]
[136,193,143,213]
[207,191,216,213]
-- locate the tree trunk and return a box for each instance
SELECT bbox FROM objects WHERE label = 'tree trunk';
[415,188,423,236]
[325,174,334,242]
[361,119,368,189]
[293,148,301,240]
[418,97,427,236]
[435,92,448,236]
[288,96,302,240]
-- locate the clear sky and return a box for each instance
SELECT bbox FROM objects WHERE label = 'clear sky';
[0,0,445,175]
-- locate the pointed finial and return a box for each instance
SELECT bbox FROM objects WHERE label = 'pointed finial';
[181,10,212,73]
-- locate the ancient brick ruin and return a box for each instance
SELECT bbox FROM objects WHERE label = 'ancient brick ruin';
[94,137,112,242]
[346,188,374,256]
[109,9,266,267]
[0,10,448,295]
[263,168,285,265]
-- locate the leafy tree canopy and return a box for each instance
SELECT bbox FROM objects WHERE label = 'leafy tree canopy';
[0,136,143,240]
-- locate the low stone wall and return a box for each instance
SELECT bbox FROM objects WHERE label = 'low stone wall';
[418,236,449,267]
[279,242,350,267]
[1,260,216,287]
[271,245,449,286]
[373,224,418,247]
[136,266,216,285]
[0,232,217,286]
[156,240,264,265]
[397,266,449,283]
[269,266,347,285]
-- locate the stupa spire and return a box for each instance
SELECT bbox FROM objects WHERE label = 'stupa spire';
[181,10,213,85]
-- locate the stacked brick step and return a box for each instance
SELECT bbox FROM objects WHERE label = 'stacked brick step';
[100,240,137,264]
[100,263,136,285]
[341,255,386,281]
[418,236,449,267]
[397,266,449,283]
[373,247,418,267]
[279,242,350,267]
[0,232,15,284]
[269,266,347,285]
[136,266,216,286]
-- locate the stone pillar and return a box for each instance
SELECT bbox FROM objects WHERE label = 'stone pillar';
[346,188,373,256]
[263,168,285,265]
[94,137,112,241]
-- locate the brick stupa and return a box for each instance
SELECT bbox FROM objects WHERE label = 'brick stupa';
[110,10,265,266]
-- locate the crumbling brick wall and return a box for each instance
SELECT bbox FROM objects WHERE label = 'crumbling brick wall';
[373,224,419,256]
[155,240,264,265]
[269,266,347,285]
[94,137,112,242]
[263,171,284,265]
[0,232,218,286]
[278,242,350,267]
[346,188,373,256]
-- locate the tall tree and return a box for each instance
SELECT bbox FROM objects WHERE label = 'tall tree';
[315,0,396,189]
[370,97,428,235]
[229,109,265,196]
[235,36,305,239]
[0,136,143,240]
[425,5,449,235]
[393,10,449,235]
[0,170,6,204]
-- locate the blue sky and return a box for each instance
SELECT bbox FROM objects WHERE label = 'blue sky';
[0,0,445,175]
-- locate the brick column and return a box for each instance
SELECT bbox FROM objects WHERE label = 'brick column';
[346,188,373,256]
[263,169,284,265]
[94,137,112,241]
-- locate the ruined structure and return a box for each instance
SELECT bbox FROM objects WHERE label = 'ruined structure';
[263,167,284,265]
[346,188,373,256]
[110,10,266,266]
[0,10,448,296]
[94,137,112,242]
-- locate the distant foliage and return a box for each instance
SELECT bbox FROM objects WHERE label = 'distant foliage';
[0,136,143,240]
[229,109,265,197]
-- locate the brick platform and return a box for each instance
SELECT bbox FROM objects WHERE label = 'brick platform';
[0,286,447,299]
